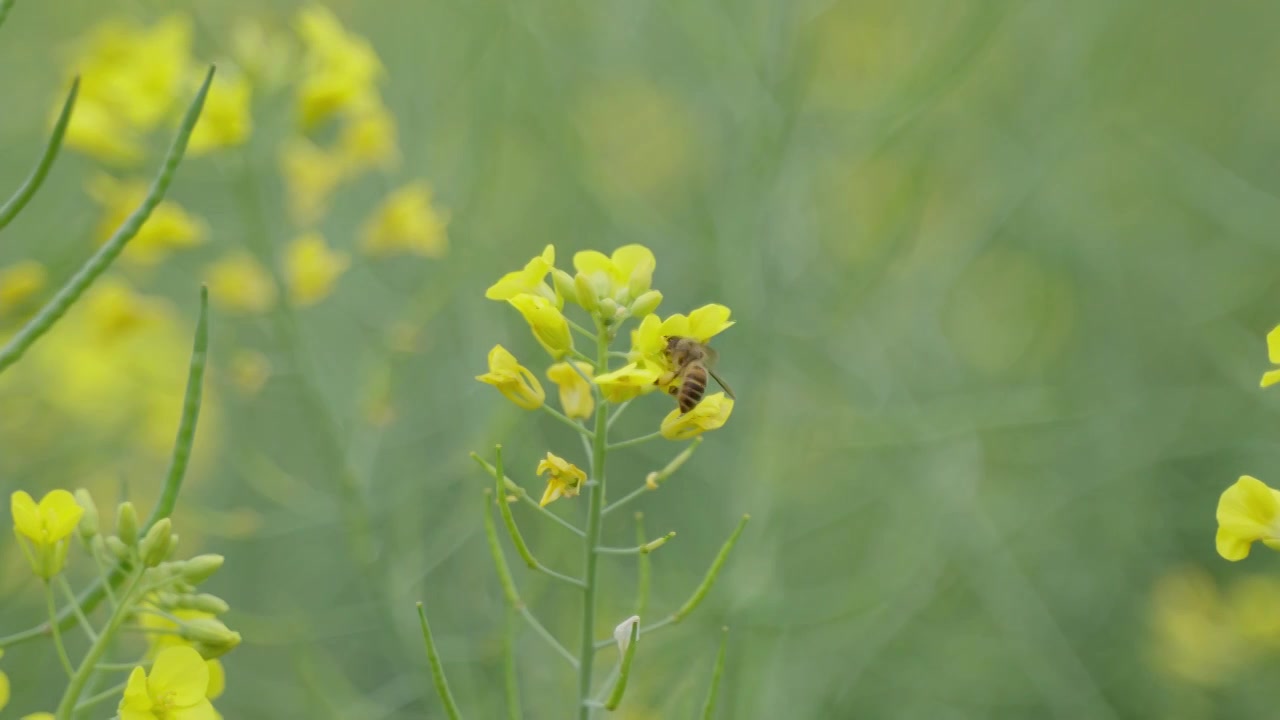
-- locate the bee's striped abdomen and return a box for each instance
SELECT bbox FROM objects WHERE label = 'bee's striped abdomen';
[677,363,707,413]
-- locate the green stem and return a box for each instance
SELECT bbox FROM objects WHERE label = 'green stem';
[0,0,14,31]
[74,680,127,712]
[0,65,214,375]
[518,606,578,670]
[55,570,145,720]
[471,454,584,537]
[606,400,632,430]
[604,620,639,710]
[0,76,77,231]
[492,446,586,590]
[503,606,522,720]
[577,317,611,719]
[672,514,750,622]
[607,431,663,451]
[634,514,650,618]
[567,319,597,342]
[45,582,74,678]
[595,531,675,555]
[57,575,97,641]
[602,438,702,516]
[700,627,730,720]
[541,404,593,437]
[416,601,463,720]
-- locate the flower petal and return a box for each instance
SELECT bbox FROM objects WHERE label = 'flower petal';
[170,699,220,720]
[1215,476,1280,560]
[1268,325,1280,364]
[206,659,225,700]
[686,304,734,341]
[148,646,209,707]
[572,250,613,276]
[1262,368,1280,389]
[37,490,84,542]
[120,666,154,712]
[10,491,40,540]
[0,669,8,712]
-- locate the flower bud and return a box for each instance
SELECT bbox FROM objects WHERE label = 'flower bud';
[574,273,600,313]
[181,617,242,658]
[74,489,99,540]
[106,535,132,562]
[175,593,231,615]
[627,290,662,319]
[139,518,173,567]
[551,268,579,306]
[116,502,138,546]
[599,297,619,319]
[180,554,225,584]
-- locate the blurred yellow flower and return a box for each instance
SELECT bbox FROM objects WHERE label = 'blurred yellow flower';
[1216,475,1280,561]
[0,260,47,317]
[11,489,83,578]
[1262,325,1280,388]
[339,101,399,174]
[476,344,544,410]
[205,252,276,313]
[228,350,271,397]
[280,137,345,226]
[140,604,228,702]
[659,392,733,440]
[359,181,449,257]
[509,294,573,359]
[88,174,206,266]
[0,653,7,713]
[547,362,594,419]
[65,15,195,163]
[1226,574,1280,646]
[22,715,54,720]
[231,19,294,91]
[574,245,656,305]
[486,245,558,304]
[285,232,348,306]
[593,361,662,403]
[537,452,586,506]
[120,646,218,720]
[294,6,383,129]
[1148,566,1238,686]
[188,70,252,156]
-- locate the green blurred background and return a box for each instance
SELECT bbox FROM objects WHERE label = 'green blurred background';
[3,0,1280,717]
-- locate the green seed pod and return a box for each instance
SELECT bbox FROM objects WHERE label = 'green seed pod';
[116,502,138,546]
[628,290,663,319]
[551,268,579,306]
[176,593,231,615]
[105,536,131,562]
[180,554,225,584]
[73,489,99,540]
[139,518,173,567]
[182,618,242,658]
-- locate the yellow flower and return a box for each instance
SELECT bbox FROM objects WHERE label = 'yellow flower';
[188,70,252,156]
[230,19,294,91]
[1147,566,1238,686]
[1262,325,1280,388]
[537,452,587,506]
[547,362,594,419]
[624,304,734,393]
[285,232,349,307]
[205,252,276,313]
[0,653,7,714]
[119,646,218,720]
[573,245,656,306]
[11,489,83,578]
[294,6,383,128]
[22,715,55,720]
[509,294,573,359]
[359,181,448,258]
[0,261,47,317]
[139,605,230,701]
[279,137,346,227]
[1216,475,1280,561]
[592,361,662,403]
[339,102,400,174]
[659,393,733,440]
[60,100,145,165]
[475,345,545,410]
[88,174,207,266]
[486,245,559,305]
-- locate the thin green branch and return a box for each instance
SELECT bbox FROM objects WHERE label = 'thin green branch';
[606,400,632,431]
[74,680,127,713]
[491,446,586,590]
[416,602,463,720]
[503,607,522,720]
[634,514,650,618]
[596,531,675,555]
[577,315,612,719]
[518,606,579,670]
[470,453,584,538]
[700,628,730,719]
[607,431,664,451]
[45,583,74,678]
[602,438,703,516]
[672,515,750,622]
[0,65,215,375]
[0,0,14,31]
[482,490,521,608]
[541,404,594,437]
[54,570,145,720]
[604,620,639,710]
[0,76,78,231]
[57,575,97,641]
[567,319,597,342]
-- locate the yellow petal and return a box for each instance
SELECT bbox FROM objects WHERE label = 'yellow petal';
[547,362,594,419]
[0,669,8,712]
[508,294,573,358]
[148,646,210,707]
[120,666,154,712]
[1216,527,1253,562]
[659,393,734,440]
[206,659,225,700]
[486,248,555,300]
[573,250,613,277]
[1215,476,1280,561]
[10,491,40,540]
[1262,369,1280,389]
[170,700,219,720]
[1268,325,1280,364]
[686,304,734,341]
[38,490,84,542]
[539,481,564,507]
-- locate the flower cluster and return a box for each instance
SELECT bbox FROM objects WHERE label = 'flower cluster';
[476,244,736,489]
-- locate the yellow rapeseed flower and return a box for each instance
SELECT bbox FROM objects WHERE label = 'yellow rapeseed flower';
[11,489,83,578]
[486,245,559,305]
[547,362,594,419]
[359,181,449,257]
[188,70,252,156]
[205,252,277,313]
[119,646,218,720]
[140,605,228,702]
[537,452,587,506]
[294,6,383,129]
[592,361,662,403]
[0,261,47,317]
[509,293,573,359]
[476,345,545,410]
[1262,325,1280,388]
[623,304,734,394]
[0,652,7,714]
[1216,475,1280,561]
[286,233,349,306]
[59,100,145,165]
[659,392,733,440]
[231,19,294,91]
[279,137,346,227]
[88,174,207,266]
[22,714,55,720]
[573,245,656,307]
[339,101,400,174]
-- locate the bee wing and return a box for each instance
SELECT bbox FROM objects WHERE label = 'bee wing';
[702,345,720,367]
[706,367,736,399]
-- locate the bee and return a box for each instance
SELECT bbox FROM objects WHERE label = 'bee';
[656,336,735,413]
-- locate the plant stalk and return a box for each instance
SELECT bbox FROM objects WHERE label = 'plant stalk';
[577,317,611,718]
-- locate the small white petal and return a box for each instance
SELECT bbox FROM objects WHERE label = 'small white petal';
[613,615,640,654]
